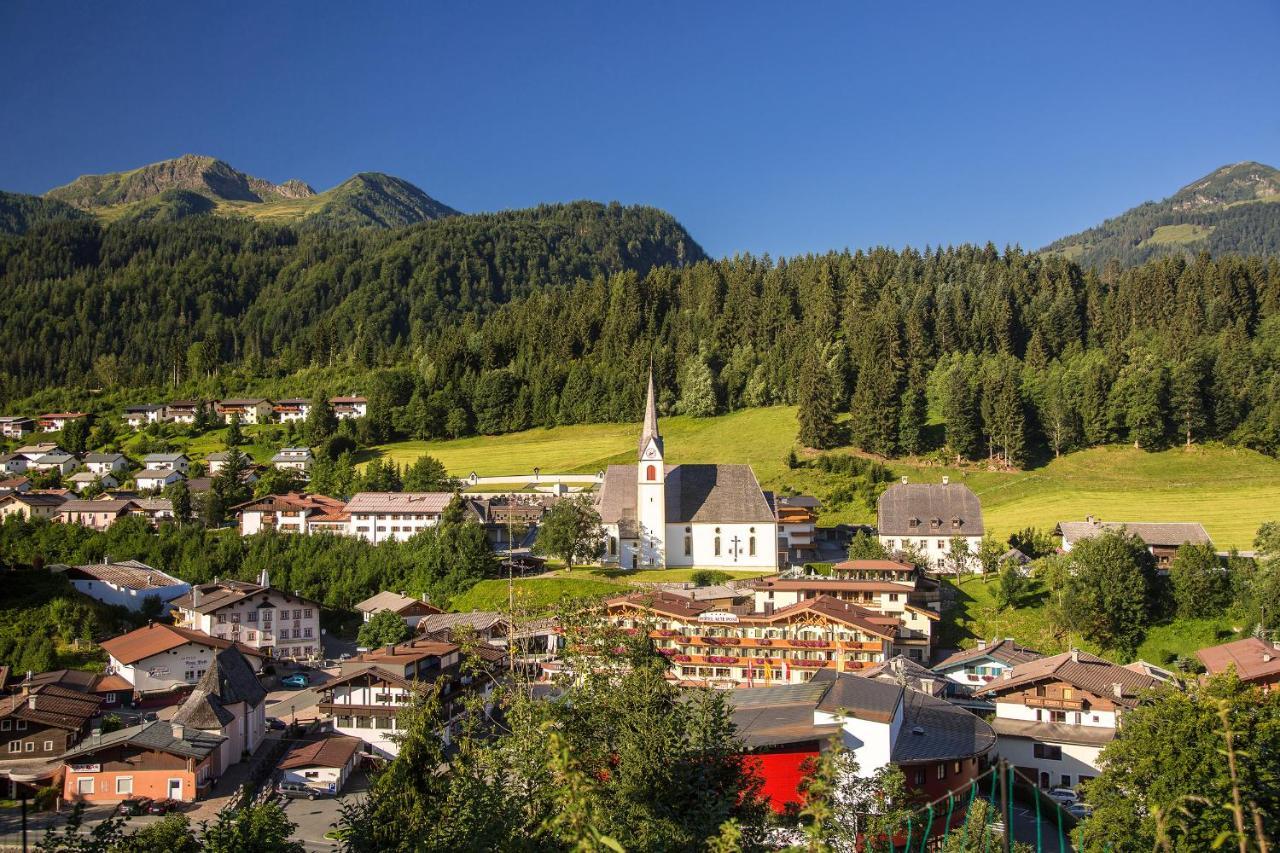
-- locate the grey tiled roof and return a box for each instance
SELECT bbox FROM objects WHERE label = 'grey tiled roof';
[1056,521,1210,548]
[172,647,267,730]
[62,719,224,761]
[877,482,984,537]
[892,687,997,763]
[932,639,1043,672]
[597,463,775,533]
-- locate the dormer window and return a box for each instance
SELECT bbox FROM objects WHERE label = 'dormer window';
[951,517,962,528]
[908,518,920,529]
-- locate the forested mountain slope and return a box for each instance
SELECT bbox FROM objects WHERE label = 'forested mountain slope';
[1044,161,1280,269]
[2,196,1278,462]
[0,190,91,235]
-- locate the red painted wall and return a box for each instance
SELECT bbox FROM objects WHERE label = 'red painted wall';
[741,746,819,812]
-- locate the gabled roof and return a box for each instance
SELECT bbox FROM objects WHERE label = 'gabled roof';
[142,453,189,463]
[172,647,267,729]
[932,639,1043,672]
[59,499,136,514]
[135,468,182,480]
[279,734,362,770]
[1197,637,1280,682]
[345,492,453,514]
[1056,520,1211,549]
[356,638,459,667]
[62,719,224,762]
[417,611,507,634]
[233,492,345,515]
[0,684,101,730]
[606,588,714,619]
[63,560,185,590]
[100,622,265,665]
[355,591,441,615]
[831,559,917,573]
[83,452,126,464]
[170,580,320,613]
[1,492,67,507]
[972,650,1165,708]
[877,482,984,537]
[597,462,776,531]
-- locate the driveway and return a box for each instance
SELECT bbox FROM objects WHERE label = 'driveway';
[284,770,369,851]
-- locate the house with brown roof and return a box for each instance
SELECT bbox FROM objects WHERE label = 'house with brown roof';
[354,591,442,629]
[0,476,31,495]
[122,405,165,429]
[1056,517,1212,570]
[345,492,455,544]
[236,492,348,536]
[877,477,984,572]
[329,396,367,419]
[604,590,909,688]
[0,491,67,522]
[972,649,1169,791]
[58,499,142,531]
[1196,637,1280,692]
[100,622,265,697]
[215,398,273,424]
[0,682,102,798]
[727,669,995,822]
[164,401,201,425]
[170,574,322,660]
[61,560,191,614]
[596,370,778,570]
[2,668,132,711]
[37,412,89,432]
[277,734,362,794]
[272,399,312,422]
[931,638,1044,687]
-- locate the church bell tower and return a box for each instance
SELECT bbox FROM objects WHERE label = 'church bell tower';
[637,366,666,568]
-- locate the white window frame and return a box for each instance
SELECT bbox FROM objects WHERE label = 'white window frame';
[115,776,133,795]
[77,777,94,794]
[44,740,53,751]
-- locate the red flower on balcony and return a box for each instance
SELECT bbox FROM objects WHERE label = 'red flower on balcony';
[707,656,739,664]
[757,638,773,646]
[673,654,691,662]
[720,637,741,646]
[657,648,676,656]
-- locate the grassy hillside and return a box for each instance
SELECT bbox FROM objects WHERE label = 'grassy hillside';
[372,406,1280,550]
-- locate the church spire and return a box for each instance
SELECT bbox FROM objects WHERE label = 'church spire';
[639,363,663,459]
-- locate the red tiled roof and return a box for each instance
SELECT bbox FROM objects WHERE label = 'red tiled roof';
[101,622,265,665]
[279,734,362,770]
[1197,637,1280,682]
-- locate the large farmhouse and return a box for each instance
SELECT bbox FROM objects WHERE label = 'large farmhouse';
[597,371,778,570]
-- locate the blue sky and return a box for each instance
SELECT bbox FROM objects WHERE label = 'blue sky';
[2,2,1277,257]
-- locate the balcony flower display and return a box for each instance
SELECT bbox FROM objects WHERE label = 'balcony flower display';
[673,654,691,662]
[707,655,739,664]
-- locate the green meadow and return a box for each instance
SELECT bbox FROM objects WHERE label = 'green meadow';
[371,407,1280,550]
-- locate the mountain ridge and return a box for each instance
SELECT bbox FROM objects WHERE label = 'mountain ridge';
[1043,161,1280,269]
[29,154,459,232]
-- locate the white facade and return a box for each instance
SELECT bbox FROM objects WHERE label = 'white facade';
[136,469,184,491]
[70,576,190,614]
[29,453,78,475]
[142,454,190,474]
[176,586,322,660]
[271,448,314,473]
[85,455,130,476]
[107,641,230,695]
[813,707,901,778]
[326,680,414,758]
[123,407,164,428]
[280,759,353,794]
[879,532,982,573]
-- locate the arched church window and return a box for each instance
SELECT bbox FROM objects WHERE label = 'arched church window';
[646,464,656,481]
[749,536,756,556]
[714,536,721,556]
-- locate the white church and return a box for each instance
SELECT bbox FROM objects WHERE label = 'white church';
[596,371,779,570]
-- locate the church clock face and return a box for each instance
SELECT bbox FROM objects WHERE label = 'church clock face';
[644,444,660,459]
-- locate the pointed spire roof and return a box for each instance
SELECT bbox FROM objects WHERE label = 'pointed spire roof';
[639,365,663,459]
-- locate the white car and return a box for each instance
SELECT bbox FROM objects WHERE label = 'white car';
[1046,787,1078,805]
[1066,802,1093,820]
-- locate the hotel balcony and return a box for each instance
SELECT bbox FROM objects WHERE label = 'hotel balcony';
[1025,696,1086,711]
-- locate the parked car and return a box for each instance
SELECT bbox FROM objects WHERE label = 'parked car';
[117,797,153,816]
[147,798,178,815]
[281,673,310,689]
[1046,787,1078,805]
[266,716,287,730]
[1066,802,1093,820]
[277,781,324,800]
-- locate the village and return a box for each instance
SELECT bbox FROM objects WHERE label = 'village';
[1,374,1276,850]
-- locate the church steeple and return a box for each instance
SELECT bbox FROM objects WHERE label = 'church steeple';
[639,363,663,459]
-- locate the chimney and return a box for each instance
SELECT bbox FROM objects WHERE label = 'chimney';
[1112,682,1123,699]
[384,643,396,655]
[941,476,949,486]
[172,722,184,740]
[1070,649,1079,663]
[920,678,935,695]
[1002,669,1012,680]
[977,639,987,649]
[1086,515,1095,525]
[192,587,200,609]
[1263,653,1273,663]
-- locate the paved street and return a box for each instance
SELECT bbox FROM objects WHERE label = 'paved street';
[283,770,369,851]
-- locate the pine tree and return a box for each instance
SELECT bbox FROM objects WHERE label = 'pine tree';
[225,413,244,447]
[305,396,338,446]
[942,362,980,461]
[897,386,926,456]
[796,351,838,449]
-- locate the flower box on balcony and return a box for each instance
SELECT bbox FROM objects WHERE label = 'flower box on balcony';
[720,637,741,645]
[707,656,739,664]
[673,654,691,662]
[757,639,773,646]
[657,648,676,656]
[654,629,680,637]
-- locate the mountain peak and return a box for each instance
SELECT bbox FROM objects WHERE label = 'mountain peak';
[1043,160,1280,269]
[45,153,315,208]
